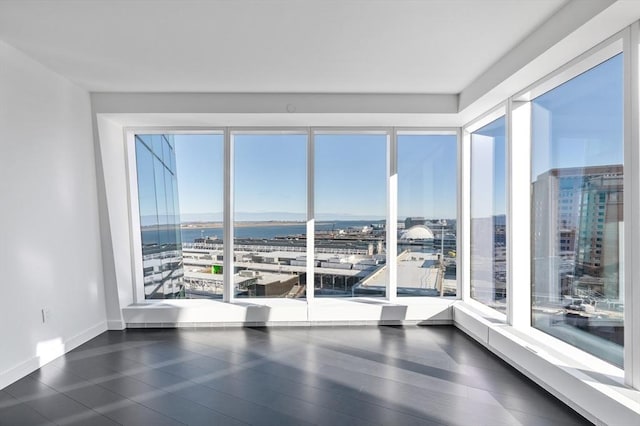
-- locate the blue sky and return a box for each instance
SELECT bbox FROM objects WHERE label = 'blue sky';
[172,133,458,221]
[471,117,506,218]
[397,134,457,219]
[314,134,388,219]
[174,134,223,218]
[532,53,623,179]
[235,133,307,218]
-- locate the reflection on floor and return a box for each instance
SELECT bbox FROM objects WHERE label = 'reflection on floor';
[0,326,592,426]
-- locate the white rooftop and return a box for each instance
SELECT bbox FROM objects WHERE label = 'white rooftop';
[362,252,453,292]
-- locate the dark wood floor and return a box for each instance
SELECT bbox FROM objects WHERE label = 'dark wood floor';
[0,326,591,426]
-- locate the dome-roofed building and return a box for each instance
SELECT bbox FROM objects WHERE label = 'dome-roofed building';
[399,224,435,241]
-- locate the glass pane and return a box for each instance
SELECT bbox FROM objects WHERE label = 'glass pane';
[176,134,224,299]
[314,133,387,297]
[470,117,507,312]
[136,138,158,228]
[162,135,172,172]
[233,134,307,298]
[151,134,164,163]
[136,137,160,293]
[135,135,183,299]
[135,134,224,299]
[397,134,457,297]
[531,54,623,366]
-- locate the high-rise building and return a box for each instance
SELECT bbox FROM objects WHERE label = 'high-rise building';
[532,165,623,303]
[575,172,623,299]
[135,135,185,299]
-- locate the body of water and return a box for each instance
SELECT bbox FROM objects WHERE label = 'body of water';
[179,220,385,243]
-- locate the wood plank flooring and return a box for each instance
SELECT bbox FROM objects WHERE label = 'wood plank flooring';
[0,326,592,425]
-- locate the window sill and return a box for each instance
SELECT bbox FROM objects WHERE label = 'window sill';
[121,297,456,327]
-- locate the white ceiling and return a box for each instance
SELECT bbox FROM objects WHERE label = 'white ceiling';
[0,0,573,93]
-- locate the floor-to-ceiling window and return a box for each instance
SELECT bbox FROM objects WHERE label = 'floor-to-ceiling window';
[396,133,458,297]
[531,53,624,367]
[135,135,184,299]
[135,133,224,299]
[132,129,462,301]
[313,132,388,297]
[233,132,307,298]
[470,117,507,312]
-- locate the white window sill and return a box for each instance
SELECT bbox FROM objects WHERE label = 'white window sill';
[122,296,456,327]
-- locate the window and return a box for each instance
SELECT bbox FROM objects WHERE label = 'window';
[135,135,182,299]
[135,134,224,299]
[233,133,307,298]
[133,129,459,301]
[531,54,623,366]
[396,133,457,297]
[314,133,387,297]
[470,117,507,312]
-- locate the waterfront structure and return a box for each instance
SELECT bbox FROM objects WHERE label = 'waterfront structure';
[180,243,386,298]
[398,224,435,255]
[399,224,434,241]
[177,219,459,299]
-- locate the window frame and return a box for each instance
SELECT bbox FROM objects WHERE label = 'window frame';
[394,129,460,300]
[126,127,460,305]
[462,107,508,319]
[524,36,627,369]
[229,128,309,302]
[458,29,633,391]
[126,128,225,304]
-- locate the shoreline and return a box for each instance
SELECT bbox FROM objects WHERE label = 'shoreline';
[141,220,389,230]
[180,221,306,229]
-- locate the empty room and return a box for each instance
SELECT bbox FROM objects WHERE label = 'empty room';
[1,1,640,425]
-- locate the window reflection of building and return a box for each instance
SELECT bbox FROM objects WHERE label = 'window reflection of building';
[135,135,185,299]
[532,165,623,305]
[575,172,623,300]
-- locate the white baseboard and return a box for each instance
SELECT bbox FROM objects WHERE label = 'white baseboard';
[0,320,107,390]
[0,355,41,392]
[65,321,108,351]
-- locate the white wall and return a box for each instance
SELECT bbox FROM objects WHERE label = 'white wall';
[0,40,107,389]
[94,115,135,329]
